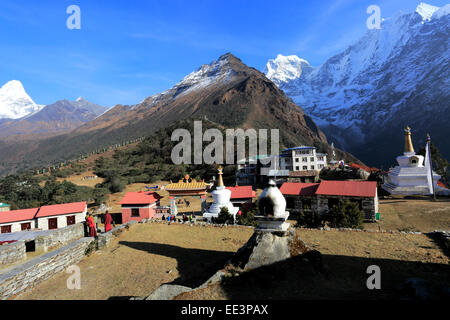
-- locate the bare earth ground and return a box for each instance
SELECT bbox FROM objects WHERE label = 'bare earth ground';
[15,223,253,300]
[56,171,105,188]
[16,223,449,300]
[370,197,450,232]
[177,228,450,300]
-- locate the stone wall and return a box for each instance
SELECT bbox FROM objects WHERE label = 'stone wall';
[35,223,85,252]
[97,220,138,249]
[0,237,93,300]
[0,241,26,266]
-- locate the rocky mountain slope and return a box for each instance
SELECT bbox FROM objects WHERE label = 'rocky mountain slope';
[0,97,106,138]
[0,53,358,176]
[265,2,450,167]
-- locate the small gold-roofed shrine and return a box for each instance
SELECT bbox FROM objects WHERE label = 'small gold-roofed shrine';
[165,175,209,196]
[165,175,209,214]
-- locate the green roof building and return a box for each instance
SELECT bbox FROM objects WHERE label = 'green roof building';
[0,202,11,212]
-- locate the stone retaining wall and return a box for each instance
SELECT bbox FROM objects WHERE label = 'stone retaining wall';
[0,237,94,300]
[0,241,26,266]
[35,223,85,252]
[97,220,138,249]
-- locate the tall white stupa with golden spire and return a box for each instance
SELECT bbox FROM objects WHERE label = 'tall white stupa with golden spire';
[203,166,239,222]
[382,126,441,195]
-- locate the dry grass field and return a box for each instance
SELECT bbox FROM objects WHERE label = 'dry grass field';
[370,197,450,233]
[15,223,253,300]
[15,222,449,300]
[178,228,450,300]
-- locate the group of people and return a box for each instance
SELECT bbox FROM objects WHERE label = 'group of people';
[85,210,114,238]
[182,213,194,223]
[162,213,194,224]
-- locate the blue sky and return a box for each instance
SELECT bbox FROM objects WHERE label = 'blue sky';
[0,0,447,107]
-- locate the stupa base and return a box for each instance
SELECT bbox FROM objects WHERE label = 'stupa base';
[255,213,290,233]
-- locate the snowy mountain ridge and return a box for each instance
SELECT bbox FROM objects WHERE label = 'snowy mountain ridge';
[0,80,44,119]
[264,2,450,165]
[136,53,236,109]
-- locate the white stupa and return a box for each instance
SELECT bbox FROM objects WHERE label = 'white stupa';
[256,180,290,232]
[203,166,239,222]
[382,126,441,195]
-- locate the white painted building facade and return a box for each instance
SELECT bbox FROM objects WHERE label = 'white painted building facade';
[280,146,328,172]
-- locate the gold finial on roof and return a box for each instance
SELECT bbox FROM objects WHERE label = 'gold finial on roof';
[217,165,224,187]
[404,125,414,154]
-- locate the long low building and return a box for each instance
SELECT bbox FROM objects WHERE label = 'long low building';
[280,180,378,221]
[226,185,256,211]
[0,202,87,234]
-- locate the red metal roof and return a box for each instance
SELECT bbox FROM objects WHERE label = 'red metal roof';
[316,180,377,197]
[0,208,39,224]
[280,183,320,196]
[226,186,256,199]
[35,202,87,218]
[119,192,161,205]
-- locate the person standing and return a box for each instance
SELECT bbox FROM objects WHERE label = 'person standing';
[104,211,113,232]
[87,214,97,238]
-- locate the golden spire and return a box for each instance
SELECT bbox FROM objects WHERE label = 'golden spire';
[217,165,224,187]
[404,125,415,154]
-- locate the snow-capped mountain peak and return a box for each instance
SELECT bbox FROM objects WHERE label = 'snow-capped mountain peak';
[432,4,450,19]
[264,2,450,165]
[264,54,310,85]
[0,80,43,119]
[176,53,235,96]
[415,2,440,21]
[137,53,236,108]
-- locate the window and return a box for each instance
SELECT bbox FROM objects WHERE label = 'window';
[311,165,315,170]
[295,158,299,163]
[295,166,300,171]
[66,216,76,226]
[310,157,315,162]
[302,166,308,170]
[1,225,11,233]
[21,223,31,231]
[48,218,58,230]
[131,208,140,217]
[302,157,307,162]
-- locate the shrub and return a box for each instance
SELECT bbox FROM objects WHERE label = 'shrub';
[295,210,324,228]
[213,207,234,224]
[237,204,258,226]
[325,199,363,229]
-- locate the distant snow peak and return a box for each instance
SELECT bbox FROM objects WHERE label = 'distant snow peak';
[76,96,84,102]
[432,4,450,19]
[0,80,43,119]
[416,2,440,21]
[264,54,310,85]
